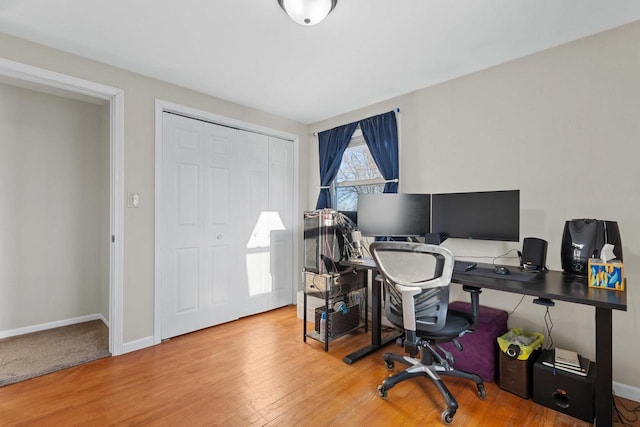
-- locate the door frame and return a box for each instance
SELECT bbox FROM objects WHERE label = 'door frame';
[0,57,125,355]
[154,100,300,344]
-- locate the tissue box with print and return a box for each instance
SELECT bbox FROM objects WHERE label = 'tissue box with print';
[588,258,624,291]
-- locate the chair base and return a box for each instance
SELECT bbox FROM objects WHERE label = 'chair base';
[377,348,485,425]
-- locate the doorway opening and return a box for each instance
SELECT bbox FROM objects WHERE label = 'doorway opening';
[0,58,124,359]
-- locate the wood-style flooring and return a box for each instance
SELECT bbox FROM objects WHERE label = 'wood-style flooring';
[0,306,636,426]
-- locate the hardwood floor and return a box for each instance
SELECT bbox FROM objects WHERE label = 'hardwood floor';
[0,306,636,426]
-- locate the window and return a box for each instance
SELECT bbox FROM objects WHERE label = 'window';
[333,127,385,211]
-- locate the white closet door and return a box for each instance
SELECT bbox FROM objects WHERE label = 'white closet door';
[237,130,271,316]
[161,113,240,339]
[238,134,294,317]
[266,136,294,309]
[161,113,294,339]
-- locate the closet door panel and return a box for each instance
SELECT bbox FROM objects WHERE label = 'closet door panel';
[161,113,239,339]
[238,131,271,317]
[267,136,294,309]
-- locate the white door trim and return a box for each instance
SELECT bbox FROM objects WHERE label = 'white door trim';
[154,99,300,345]
[0,57,125,356]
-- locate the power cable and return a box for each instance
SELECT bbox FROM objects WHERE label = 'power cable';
[613,390,640,426]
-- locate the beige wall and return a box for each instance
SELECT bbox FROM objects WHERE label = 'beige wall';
[310,22,640,389]
[0,33,309,343]
[0,82,109,329]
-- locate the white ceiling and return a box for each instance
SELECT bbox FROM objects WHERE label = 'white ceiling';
[1,0,639,124]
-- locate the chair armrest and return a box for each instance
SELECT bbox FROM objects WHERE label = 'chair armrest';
[462,285,482,328]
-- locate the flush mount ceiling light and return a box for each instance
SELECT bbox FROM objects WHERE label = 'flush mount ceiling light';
[277,0,338,26]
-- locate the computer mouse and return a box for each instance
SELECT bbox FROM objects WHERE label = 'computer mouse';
[494,266,510,275]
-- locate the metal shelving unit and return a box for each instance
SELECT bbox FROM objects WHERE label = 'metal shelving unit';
[303,269,368,351]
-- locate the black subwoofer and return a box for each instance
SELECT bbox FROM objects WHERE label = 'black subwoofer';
[532,351,596,423]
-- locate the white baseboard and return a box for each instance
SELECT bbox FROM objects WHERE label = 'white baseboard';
[122,336,155,354]
[613,381,640,402]
[0,313,105,339]
[98,313,109,328]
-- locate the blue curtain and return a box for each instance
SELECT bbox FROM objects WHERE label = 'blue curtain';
[359,111,399,193]
[315,122,358,209]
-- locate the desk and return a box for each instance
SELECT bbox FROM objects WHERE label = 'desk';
[455,264,626,427]
[343,259,627,427]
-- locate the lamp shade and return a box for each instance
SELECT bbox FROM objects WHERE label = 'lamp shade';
[278,0,337,26]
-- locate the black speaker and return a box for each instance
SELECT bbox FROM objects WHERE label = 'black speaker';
[522,237,548,270]
[533,351,596,423]
[425,232,446,245]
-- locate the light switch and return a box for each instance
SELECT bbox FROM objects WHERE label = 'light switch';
[127,192,140,208]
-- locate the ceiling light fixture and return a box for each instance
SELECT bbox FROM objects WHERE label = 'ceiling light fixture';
[277,0,338,26]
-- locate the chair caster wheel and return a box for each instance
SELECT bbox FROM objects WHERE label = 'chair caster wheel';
[377,385,388,399]
[441,409,455,424]
[385,360,395,370]
[477,383,486,400]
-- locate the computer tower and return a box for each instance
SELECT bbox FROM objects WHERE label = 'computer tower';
[561,219,623,275]
[304,210,340,274]
[533,351,596,422]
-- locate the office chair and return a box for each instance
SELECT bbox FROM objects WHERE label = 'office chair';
[370,242,485,425]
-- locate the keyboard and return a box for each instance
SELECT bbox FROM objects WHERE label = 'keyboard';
[453,261,478,272]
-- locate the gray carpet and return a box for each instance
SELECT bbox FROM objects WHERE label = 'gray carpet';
[0,320,110,387]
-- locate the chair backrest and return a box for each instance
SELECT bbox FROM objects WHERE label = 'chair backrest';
[370,242,454,334]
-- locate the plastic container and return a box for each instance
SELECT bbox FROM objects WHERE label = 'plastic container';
[497,328,544,361]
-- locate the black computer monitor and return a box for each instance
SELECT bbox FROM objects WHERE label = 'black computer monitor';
[431,190,520,242]
[357,193,430,237]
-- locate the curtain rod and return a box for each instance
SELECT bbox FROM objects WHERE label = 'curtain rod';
[320,177,399,189]
[312,108,400,137]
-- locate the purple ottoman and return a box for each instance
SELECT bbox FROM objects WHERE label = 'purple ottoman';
[441,301,508,383]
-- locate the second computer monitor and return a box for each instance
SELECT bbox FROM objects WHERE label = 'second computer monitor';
[431,190,520,242]
[357,193,430,238]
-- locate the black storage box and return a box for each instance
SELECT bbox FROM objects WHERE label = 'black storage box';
[499,348,540,398]
[532,350,596,423]
[314,304,360,339]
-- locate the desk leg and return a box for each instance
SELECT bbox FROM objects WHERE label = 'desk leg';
[343,272,401,364]
[595,307,613,427]
[364,283,368,333]
[303,291,307,342]
[372,273,382,346]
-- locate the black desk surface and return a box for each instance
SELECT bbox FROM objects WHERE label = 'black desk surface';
[453,263,626,311]
[343,258,627,312]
